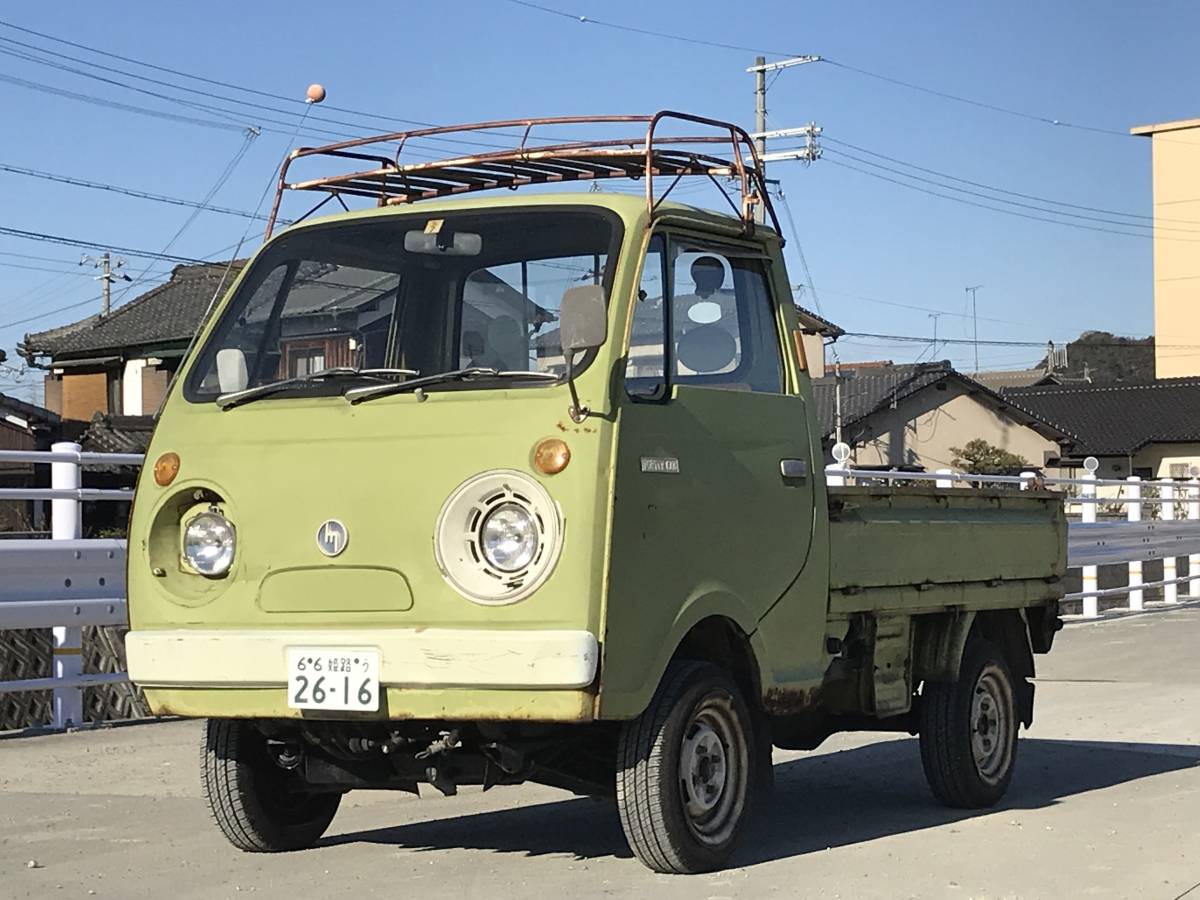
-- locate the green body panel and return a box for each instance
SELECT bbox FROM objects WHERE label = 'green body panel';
[128,190,1064,727]
[827,486,1068,592]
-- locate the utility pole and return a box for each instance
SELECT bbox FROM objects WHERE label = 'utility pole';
[746,54,821,224]
[753,56,767,224]
[834,360,843,445]
[81,252,131,316]
[965,284,982,372]
[927,312,944,362]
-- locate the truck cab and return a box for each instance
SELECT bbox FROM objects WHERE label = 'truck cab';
[126,112,1064,874]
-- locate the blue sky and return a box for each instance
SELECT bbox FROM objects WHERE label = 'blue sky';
[1,0,1197,402]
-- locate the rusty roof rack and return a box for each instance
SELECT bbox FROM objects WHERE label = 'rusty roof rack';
[265,111,781,240]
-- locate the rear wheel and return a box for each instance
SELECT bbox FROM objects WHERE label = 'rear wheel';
[919,639,1019,808]
[201,719,341,852]
[616,661,758,874]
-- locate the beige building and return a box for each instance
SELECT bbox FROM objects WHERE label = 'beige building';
[1131,117,1200,378]
[812,362,1068,471]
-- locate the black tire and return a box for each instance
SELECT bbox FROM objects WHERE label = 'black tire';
[919,638,1019,809]
[201,719,341,852]
[616,661,758,874]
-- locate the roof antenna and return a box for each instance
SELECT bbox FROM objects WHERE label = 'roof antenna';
[306,84,327,104]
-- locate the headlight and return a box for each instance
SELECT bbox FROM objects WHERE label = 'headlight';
[183,510,236,576]
[480,503,537,572]
[434,470,563,605]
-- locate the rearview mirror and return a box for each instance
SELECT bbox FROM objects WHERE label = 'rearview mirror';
[558,285,607,424]
[216,348,249,393]
[559,285,608,352]
[403,230,482,256]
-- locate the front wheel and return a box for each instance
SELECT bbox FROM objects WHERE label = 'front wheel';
[919,639,1019,808]
[201,719,341,852]
[616,661,758,874]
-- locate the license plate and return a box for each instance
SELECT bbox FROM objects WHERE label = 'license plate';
[286,647,380,712]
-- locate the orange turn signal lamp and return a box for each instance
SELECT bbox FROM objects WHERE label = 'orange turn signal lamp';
[153,452,180,487]
[533,438,570,475]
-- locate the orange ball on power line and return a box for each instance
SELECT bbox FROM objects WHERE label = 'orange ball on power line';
[306,83,327,104]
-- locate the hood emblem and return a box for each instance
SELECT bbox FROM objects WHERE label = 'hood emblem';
[316,519,348,557]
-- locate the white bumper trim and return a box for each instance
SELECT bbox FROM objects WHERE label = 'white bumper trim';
[126,628,598,690]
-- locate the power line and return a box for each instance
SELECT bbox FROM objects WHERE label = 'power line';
[820,59,1128,138]
[0,226,209,264]
[0,70,247,132]
[0,19,583,150]
[0,37,486,154]
[0,261,107,277]
[841,330,1192,349]
[108,130,257,308]
[794,282,1026,326]
[821,157,1200,243]
[822,146,1200,236]
[822,137,1200,227]
[0,162,276,221]
[503,0,805,56]
[0,292,103,329]
[501,2,1165,146]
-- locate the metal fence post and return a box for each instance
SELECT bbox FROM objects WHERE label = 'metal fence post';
[50,441,83,730]
[935,468,953,489]
[1163,482,1177,604]
[1190,477,1200,599]
[824,463,845,487]
[1126,476,1143,612]
[1019,470,1035,491]
[1081,469,1098,619]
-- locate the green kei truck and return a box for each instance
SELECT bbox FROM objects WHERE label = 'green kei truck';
[125,113,1066,874]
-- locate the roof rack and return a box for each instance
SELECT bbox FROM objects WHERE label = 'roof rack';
[264,111,781,240]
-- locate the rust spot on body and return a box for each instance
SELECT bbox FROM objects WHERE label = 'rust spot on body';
[763,685,822,717]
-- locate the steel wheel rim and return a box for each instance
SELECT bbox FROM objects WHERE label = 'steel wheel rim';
[678,694,747,845]
[970,664,1013,785]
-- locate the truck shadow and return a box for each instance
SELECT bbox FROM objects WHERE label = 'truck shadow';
[323,737,1199,866]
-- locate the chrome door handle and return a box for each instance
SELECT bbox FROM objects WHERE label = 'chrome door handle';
[780,459,808,479]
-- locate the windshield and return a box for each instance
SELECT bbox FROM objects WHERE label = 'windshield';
[184,208,621,402]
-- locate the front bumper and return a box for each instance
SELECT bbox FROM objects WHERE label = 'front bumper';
[126,627,599,690]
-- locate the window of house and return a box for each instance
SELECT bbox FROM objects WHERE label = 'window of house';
[625,235,783,397]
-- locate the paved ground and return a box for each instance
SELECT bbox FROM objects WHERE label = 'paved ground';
[2,604,1199,900]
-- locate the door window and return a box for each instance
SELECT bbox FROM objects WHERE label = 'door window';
[625,235,784,396]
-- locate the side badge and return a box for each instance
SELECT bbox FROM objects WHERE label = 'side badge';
[316,519,349,557]
[640,456,680,474]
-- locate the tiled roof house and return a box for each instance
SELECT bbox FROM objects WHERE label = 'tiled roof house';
[18,262,242,422]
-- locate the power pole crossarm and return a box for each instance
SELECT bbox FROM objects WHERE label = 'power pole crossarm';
[81,252,132,317]
[746,54,821,225]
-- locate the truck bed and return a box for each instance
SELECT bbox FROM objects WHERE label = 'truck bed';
[827,485,1067,615]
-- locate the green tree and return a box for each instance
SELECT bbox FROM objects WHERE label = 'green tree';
[950,439,1029,474]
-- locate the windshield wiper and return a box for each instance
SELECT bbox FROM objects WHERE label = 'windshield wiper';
[346,367,558,405]
[217,367,419,410]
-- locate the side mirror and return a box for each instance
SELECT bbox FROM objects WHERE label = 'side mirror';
[559,285,608,352]
[558,285,607,423]
[216,348,249,393]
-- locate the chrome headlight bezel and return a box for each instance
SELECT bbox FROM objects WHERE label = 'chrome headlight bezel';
[182,509,236,577]
[434,470,563,605]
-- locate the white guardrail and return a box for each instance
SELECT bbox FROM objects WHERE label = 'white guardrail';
[0,442,139,729]
[2,444,1198,730]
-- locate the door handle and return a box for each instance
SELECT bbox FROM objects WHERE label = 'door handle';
[780,459,808,479]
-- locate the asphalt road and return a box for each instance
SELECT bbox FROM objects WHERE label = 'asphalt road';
[3,604,1199,900]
